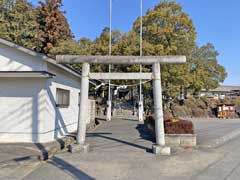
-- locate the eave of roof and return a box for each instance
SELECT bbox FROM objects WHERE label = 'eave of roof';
[0,71,55,78]
[0,38,81,79]
[201,85,240,93]
[210,86,240,92]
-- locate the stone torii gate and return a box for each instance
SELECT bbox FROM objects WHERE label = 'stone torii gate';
[56,55,186,155]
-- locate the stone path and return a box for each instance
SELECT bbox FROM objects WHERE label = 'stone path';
[86,117,154,152]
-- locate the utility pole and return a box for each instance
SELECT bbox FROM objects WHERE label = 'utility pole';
[138,0,144,122]
[107,0,112,121]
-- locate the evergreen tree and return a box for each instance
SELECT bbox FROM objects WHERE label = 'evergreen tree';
[0,0,226,102]
[118,1,197,100]
[35,0,73,54]
[189,43,227,94]
[0,0,37,48]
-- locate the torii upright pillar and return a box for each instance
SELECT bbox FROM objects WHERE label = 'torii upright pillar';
[152,63,170,155]
[77,63,90,145]
[56,55,186,155]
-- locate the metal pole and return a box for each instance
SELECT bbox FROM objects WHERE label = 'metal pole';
[152,63,165,146]
[107,0,112,121]
[138,0,144,122]
[140,0,143,56]
[77,63,90,144]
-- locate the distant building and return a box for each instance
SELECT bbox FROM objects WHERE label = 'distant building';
[217,103,236,119]
[200,85,240,99]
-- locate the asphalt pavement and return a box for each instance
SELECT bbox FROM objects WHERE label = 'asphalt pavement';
[1,117,240,180]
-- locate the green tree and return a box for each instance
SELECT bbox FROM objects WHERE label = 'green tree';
[78,37,92,54]
[189,43,227,94]
[111,1,227,106]
[50,40,84,56]
[90,27,122,72]
[0,0,37,48]
[91,27,121,56]
[133,1,196,56]
[130,1,197,100]
[35,0,73,54]
[50,39,93,72]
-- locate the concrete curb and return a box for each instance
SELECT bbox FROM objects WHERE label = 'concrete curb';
[0,136,76,168]
[165,134,197,147]
[39,136,76,161]
[43,119,103,158]
[0,119,102,167]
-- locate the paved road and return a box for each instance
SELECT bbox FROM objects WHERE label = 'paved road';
[2,118,240,180]
[190,119,240,147]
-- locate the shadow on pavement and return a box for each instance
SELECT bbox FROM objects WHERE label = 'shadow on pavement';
[50,157,96,180]
[136,124,155,142]
[87,132,152,153]
[34,143,49,160]
[120,118,139,122]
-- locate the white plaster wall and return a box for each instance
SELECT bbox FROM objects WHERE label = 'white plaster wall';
[0,43,81,143]
[0,73,80,143]
[42,63,81,142]
[0,44,47,71]
[0,78,47,143]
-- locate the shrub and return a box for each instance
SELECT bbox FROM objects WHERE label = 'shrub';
[145,115,194,134]
[172,105,188,117]
[192,108,205,117]
[197,100,207,109]
[165,119,194,134]
[184,98,197,109]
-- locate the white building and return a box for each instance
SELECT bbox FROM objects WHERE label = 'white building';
[200,86,240,100]
[0,38,82,143]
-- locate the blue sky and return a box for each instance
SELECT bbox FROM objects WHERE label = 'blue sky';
[30,0,240,85]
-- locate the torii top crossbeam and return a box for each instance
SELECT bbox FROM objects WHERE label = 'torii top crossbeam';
[56,55,186,65]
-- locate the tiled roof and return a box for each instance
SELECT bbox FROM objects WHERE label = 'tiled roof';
[210,85,240,92]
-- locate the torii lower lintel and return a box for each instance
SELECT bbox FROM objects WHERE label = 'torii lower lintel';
[57,55,186,155]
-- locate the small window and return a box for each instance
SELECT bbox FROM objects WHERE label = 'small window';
[56,88,70,107]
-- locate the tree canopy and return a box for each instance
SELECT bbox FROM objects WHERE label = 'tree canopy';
[189,43,227,93]
[132,2,197,100]
[35,0,73,54]
[0,0,37,48]
[0,0,73,53]
[0,0,227,101]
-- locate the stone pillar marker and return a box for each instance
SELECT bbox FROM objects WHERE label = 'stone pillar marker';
[56,55,186,155]
[138,100,144,122]
[107,100,112,121]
